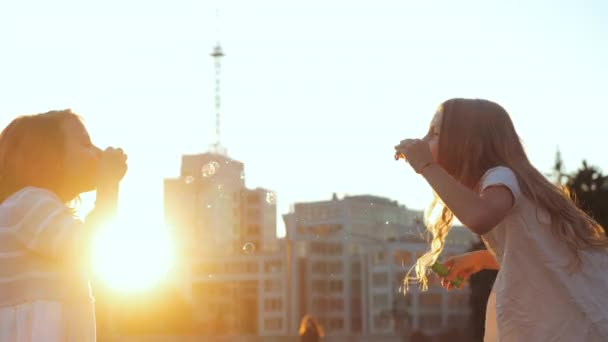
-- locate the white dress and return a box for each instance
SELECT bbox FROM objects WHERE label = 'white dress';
[0,301,95,342]
[480,166,608,342]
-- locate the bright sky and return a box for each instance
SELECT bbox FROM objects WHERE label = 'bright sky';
[1,0,607,237]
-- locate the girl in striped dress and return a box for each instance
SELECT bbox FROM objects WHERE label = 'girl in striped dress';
[0,109,127,341]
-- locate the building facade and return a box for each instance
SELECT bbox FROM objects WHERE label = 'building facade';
[165,155,476,338]
[283,194,475,337]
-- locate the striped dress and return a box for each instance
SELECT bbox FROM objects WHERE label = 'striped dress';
[0,187,95,342]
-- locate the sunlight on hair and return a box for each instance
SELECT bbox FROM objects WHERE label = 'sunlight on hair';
[403,197,454,293]
[92,216,175,292]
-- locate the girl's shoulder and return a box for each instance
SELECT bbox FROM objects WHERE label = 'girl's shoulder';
[479,166,523,204]
[2,187,62,208]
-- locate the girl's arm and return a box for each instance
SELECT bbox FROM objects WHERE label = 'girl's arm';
[395,139,514,235]
[84,182,118,230]
[85,147,126,231]
[87,147,126,223]
[474,249,500,270]
[421,163,514,235]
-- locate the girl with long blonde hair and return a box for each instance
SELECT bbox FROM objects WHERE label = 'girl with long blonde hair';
[395,98,608,341]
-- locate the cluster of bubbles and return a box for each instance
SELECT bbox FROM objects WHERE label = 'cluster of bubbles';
[202,161,220,177]
[265,192,277,205]
[184,161,221,184]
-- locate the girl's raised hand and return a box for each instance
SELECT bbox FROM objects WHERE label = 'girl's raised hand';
[394,139,434,174]
[97,147,128,185]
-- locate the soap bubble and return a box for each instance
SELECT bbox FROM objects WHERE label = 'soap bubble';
[242,242,256,254]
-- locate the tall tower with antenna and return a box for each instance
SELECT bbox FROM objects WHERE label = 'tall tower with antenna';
[209,9,227,155]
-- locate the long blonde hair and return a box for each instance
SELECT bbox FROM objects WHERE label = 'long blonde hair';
[406,98,608,291]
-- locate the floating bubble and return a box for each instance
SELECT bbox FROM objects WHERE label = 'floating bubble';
[385,221,389,225]
[242,242,256,254]
[217,184,224,192]
[185,176,195,184]
[207,204,212,209]
[201,161,220,177]
[266,192,277,204]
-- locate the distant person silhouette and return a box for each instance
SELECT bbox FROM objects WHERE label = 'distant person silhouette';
[299,315,324,342]
[396,98,608,341]
[0,109,127,341]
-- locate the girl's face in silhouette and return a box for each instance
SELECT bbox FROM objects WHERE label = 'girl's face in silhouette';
[61,117,102,195]
[424,110,442,162]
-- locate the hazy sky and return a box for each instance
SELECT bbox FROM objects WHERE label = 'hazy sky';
[1,0,607,237]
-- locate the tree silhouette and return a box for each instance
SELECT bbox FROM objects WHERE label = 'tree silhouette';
[563,160,608,232]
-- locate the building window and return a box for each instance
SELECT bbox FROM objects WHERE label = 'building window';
[352,262,361,275]
[264,318,282,330]
[248,193,261,204]
[247,224,260,235]
[419,314,442,331]
[329,280,343,292]
[264,298,283,312]
[312,297,328,311]
[372,273,388,287]
[330,318,344,330]
[448,293,467,307]
[312,261,326,274]
[328,261,343,274]
[312,279,328,293]
[264,260,282,273]
[394,250,412,266]
[329,298,344,311]
[419,293,443,307]
[374,251,386,264]
[374,313,390,330]
[246,262,259,273]
[192,263,221,275]
[373,294,388,309]
[264,279,281,292]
